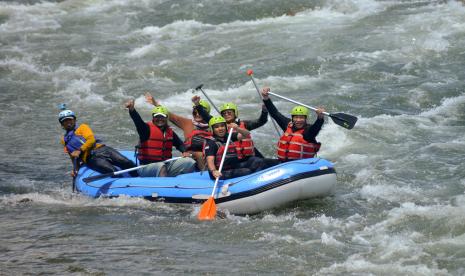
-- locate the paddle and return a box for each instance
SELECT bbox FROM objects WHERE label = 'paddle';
[246,70,282,137]
[194,84,221,114]
[267,91,358,130]
[198,127,234,220]
[72,158,78,192]
[82,157,182,183]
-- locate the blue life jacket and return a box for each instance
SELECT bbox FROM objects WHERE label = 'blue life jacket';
[64,127,86,153]
[64,125,102,153]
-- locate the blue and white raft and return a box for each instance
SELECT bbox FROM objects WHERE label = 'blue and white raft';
[75,151,337,215]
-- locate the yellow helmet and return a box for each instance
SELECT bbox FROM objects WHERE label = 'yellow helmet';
[208,116,227,131]
[220,102,238,117]
[290,106,309,117]
[193,99,211,114]
[151,105,169,117]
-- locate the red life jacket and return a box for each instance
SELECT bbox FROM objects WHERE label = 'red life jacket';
[138,122,173,163]
[277,123,321,161]
[203,137,238,170]
[213,139,238,170]
[234,121,255,159]
[184,129,213,152]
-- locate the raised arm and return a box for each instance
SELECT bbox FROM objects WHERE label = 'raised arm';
[242,105,269,130]
[261,88,291,130]
[303,116,325,143]
[192,95,212,122]
[125,99,150,142]
[145,92,194,137]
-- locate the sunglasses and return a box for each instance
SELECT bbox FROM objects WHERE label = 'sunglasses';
[221,110,234,115]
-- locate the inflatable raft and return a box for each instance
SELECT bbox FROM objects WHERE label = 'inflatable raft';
[75,151,337,215]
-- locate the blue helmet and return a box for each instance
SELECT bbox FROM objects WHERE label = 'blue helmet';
[58,104,76,123]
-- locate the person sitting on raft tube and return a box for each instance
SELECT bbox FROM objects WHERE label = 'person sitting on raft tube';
[144,92,212,171]
[58,105,137,177]
[204,116,266,180]
[125,99,196,177]
[261,87,325,162]
[196,100,268,159]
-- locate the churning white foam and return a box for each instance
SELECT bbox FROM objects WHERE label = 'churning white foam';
[0,2,63,33]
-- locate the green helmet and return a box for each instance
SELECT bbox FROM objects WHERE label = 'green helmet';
[209,116,227,130]
[290,106,309,117]
[220,102,238,117]
[151,105,169,117]
[193,99,211,114]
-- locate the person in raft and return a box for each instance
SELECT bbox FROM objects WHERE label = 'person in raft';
[58,105,137,177]
[144,92,212,171]
[260,87,325,162]
[124,99,196,177]
[204,116,267,180]
[196,100,268,159]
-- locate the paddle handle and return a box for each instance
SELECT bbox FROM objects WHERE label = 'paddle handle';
[248,75,282,138]
[209,128,234,198]
[195,85,221,114]
[268,91,330,116]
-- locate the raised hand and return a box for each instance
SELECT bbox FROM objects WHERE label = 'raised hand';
[145,92,160,106]
[191,95,201,105]
[124,99,135,111]
[315,107,326,119]
[261,87,270,100]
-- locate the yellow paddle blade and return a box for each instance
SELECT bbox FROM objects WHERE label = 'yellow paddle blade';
[198,197,217,220]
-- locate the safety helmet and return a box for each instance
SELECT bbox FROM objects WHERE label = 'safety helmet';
[220,102,238,117]
[290,106,309,117]
[58,104,76,123]
[151,105,169,117]
[193,99,211,114]
[209,116,227,131]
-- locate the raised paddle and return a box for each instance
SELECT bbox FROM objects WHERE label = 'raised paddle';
[194,84,221,114]
[198,127,234,220]
[246,70,282,137]
[266,91,358,129]
[82,157,182,183]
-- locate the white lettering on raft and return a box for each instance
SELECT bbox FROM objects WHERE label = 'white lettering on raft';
[258,169,284,182]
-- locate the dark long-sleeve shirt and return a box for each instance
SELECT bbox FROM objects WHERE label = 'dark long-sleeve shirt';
[129,109,186,152]
[197,105,213,123]
[240,107,268,130]
[263,98,324,143]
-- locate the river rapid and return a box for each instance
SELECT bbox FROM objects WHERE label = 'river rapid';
[1,0,465,274]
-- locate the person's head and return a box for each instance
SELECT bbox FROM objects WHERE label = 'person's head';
[290,105,309,129]
[192,100,211,123]
[151,105,169,128]
[209,116,227,137]
[220,102,238,123]
[58,109,77,131]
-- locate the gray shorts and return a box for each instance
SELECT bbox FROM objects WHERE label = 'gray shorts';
[137,158,196,177]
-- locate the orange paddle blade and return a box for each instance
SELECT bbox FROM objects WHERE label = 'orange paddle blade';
[198,197,217,220]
